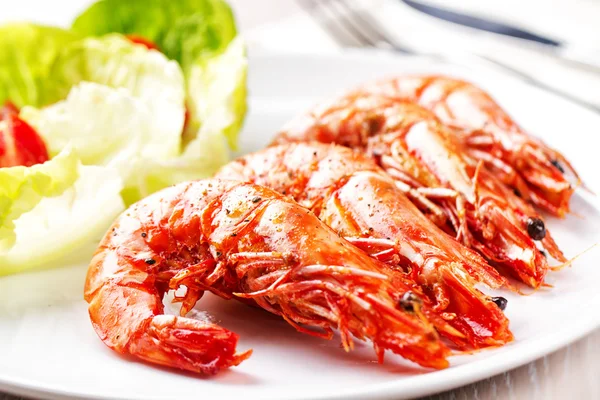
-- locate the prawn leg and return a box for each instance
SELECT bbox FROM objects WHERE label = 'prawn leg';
[358,75,582,216]
[85,180,451,374]
[217,145,512,350]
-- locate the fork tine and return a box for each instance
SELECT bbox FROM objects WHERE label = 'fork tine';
[334,0,413,54]
[296,0,368,47]
[320,0,380,48]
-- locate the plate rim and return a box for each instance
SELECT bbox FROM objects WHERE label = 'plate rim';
[1,308,598,400]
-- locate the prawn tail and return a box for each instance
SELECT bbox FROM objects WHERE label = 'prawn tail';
[132,315,252,375]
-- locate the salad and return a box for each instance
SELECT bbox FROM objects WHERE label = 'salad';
[0,0,247,276]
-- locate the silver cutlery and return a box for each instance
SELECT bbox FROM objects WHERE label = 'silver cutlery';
[297,0,600,113]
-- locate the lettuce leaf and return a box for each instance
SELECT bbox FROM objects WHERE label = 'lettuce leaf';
[131,115,231,202]
[21,36,188,204]
[46,34,186,126]
[135,39,247,194]
[22,81,184,204]
[0,23,79,107]
[0,148,125,276]
[136,39,246,192]
[0,148,78,251]
[21,35,246,205]
[0,3,248,276]
[21,78,232,205]
[71,0,237,72]
[22,83,179,164]
[186,36,247,149]
[71,0,246,147]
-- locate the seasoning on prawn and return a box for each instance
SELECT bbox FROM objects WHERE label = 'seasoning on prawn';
[84,179,451,375]
[274,94,566,288]
[217,143,513,349]
[355,75,582,217]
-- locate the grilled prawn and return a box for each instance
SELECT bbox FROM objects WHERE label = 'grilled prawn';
[217,143,512,348]
[274,95,565,287]
[84,179,451,374]
[356,75,581,217]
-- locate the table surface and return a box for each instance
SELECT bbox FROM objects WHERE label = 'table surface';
[2,1,599,399]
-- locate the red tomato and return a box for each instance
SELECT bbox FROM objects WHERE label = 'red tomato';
[126,35,160,51]
[0,103,50,168]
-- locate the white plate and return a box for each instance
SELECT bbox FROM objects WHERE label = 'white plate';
[1,50,600,400]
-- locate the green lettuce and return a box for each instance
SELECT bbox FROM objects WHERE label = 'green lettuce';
[21,36,188,204]
[22,82,182,166]
[0,23,79,107]
[20,32,245,206]
[130,111,231,202]
[46,34,186,120]
[187,36,247,148]
[71,0,237,72]
[71,0,246,147]
[0,149,78,251]
[21,73,232,205]
[0,148,125,276]
[21,81,185,205]
[0,0,247,276]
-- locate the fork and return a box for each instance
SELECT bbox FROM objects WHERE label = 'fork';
[296,0,600,113]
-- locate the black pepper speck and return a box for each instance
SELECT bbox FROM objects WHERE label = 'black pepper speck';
[398,291,422,312]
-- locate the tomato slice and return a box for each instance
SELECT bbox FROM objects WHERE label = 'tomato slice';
[126,35,160,51]
[0,103,50,168]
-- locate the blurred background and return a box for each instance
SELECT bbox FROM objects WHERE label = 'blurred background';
[228,0,600,110]
[3,0,599,107]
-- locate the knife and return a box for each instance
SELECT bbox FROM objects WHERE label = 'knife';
[401,0,600,72]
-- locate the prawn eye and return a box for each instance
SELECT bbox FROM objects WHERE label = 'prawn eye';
[491,296,508,311]
[550,159,565,174]
[398,291,422,312]
[526,217,546,241]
